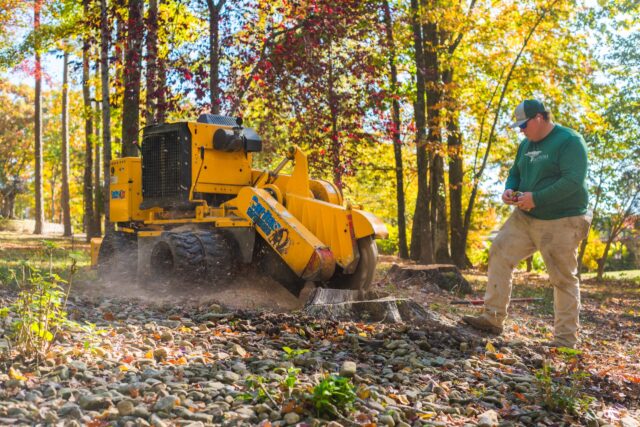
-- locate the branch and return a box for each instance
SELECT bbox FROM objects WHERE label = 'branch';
[463,0,560,233]
[447,0,478,55]
[230,19,311,115]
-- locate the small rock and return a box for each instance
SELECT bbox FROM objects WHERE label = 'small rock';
[621,417,640,427]
[153,395,178,412]
[117,399,135,416]
[222,370,240,383]
[150,413,168,427]
[378,414,395,426]
[44,410,58,423]
[459,342,468,352]
[283,412,300,425]
[153,348,168,361]
[339,361,357,377]
[160,331,173,342]
[232,344,247,357]
[58,403,83,419]
[78,394,111,411]
[477,409,499,427]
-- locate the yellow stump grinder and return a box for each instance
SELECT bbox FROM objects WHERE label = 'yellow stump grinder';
[92,115,388,296]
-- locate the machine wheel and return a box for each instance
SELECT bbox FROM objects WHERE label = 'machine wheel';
[326,236,378,290]
[255,237,306,297]
[97,230,138,281]
[149,232,205,281]
[193,231,235,283]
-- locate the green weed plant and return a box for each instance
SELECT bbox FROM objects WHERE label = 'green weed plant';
[0,241,79,366]
[311,375,356,418]
[534,348,595,417]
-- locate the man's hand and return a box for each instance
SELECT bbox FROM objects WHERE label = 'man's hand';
[517,192,536,211]
[502,189,516,205]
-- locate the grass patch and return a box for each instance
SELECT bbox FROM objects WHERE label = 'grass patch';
[581,270,640,282]
[0,232,91,287]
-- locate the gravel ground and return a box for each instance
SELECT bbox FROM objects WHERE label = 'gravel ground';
[0,268,639,427]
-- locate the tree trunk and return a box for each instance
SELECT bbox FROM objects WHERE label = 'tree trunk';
[33,0,44,235]
[93,88,102,236]
[206,0,225,114]
[446,97,467,267]
[421,4,450,264]
[409,0,433,264]
[382,0,408,259]
[83,0,95,241]
[146,0,158,124]
[61,49,72,236]
[100,0,113,232]
[121,0,143,157]
[597,236,614,281]
[525,255,533,272]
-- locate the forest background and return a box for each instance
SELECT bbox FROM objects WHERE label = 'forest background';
[0,0,638,279]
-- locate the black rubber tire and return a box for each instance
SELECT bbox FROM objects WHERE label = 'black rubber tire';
[325,236,378,290]
[255,237,306,297]
[97,230,138,281]
[149,232,206,281]
[193,231,235,284]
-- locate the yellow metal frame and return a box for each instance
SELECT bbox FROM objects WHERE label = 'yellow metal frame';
[105,121,388,281]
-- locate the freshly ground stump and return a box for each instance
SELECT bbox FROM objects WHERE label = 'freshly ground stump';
[386,264,472,294]
[303,288,454,325]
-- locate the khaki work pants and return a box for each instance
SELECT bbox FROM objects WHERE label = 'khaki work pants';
[483,209,590,346]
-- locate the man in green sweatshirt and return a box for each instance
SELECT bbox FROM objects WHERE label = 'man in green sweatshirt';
[463,99,590,348]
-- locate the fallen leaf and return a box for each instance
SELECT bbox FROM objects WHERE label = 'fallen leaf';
[9,367,27,381]
[486,342,496,353]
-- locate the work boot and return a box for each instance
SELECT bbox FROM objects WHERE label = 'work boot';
[462,314,503,335]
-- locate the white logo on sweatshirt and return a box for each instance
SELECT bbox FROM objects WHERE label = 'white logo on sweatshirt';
[525,150,548,162]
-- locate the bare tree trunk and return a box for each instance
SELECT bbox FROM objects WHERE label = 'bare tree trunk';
[422,1,448,263]
[33,0,44,235]
[578,174,603,275]
[409,0,433,264]
[206,0,225,114]
[597,236,614,281]
[446,98,467,267]
[157,58,167,123]
[83,0,95,241]
[121,0,143,157]
[145,0,158,124]
[100,0,113,232]
[61,49,72,236]
[93,83,102,236]
[382,0,408,259]
[525,255,533,272]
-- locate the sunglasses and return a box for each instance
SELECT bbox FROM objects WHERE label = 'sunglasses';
[518,118,531,130]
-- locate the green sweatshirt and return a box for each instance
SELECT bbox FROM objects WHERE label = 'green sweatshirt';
[505,124,588,220]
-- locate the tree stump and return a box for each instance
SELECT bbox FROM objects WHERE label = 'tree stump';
[303,288,451,324]
[386,264,472,294]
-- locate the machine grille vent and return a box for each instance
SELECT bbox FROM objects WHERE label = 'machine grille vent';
[142,131,181,200]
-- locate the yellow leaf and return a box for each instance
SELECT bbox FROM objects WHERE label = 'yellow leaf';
[9,367,27,381]
[358,332,367,337]
[357,386,371,399]
[486,342,496,353]
[145,351,153,359]
[118,365,129,372]
[419,412,436,420]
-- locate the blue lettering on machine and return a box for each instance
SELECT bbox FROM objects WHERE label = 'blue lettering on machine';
[246,195,291,254]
